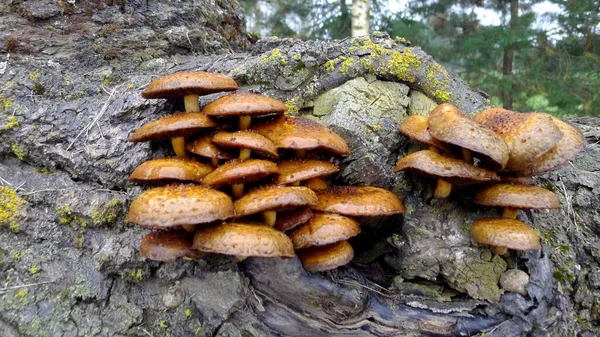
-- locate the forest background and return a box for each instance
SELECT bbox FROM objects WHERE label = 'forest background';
[243,0,600,117]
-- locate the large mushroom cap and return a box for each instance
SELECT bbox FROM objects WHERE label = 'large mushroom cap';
[428,104,509,169]
[254,115,350,155]
[274,207,313,232]
[290,213,360,249]
[129,158,214,184]
[141,71,238,99]
[128,113,217,142]
[141,230,199,262]
[186,135,233,160]
[234,185,318,217]
[202,159,279,186]
[203,92,288,117]
[474,183,560,210]
[211,130,279,158]
[471,218,541,251]
[298,240,355,272]
[127,185,234,229]
[474,108,563,171]
[397,115,450,151]
[394,150,500,186]
[312,186,406,216]
[193,222,295,258]
[276,159,339,185]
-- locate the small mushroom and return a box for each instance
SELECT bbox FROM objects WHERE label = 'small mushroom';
[203,92,287,131]
[289,212,360,249]
[276,159,339,187]
[128,157,214,184]
[298,240,355,272]
[186,135,233,167]
[470,217,541,255]
[397,115,452,152]
[312,186,406,216]
[141,230,203,262]
[473,183,560,218]
[274,207,313,232]
[201,159,279,196]
[500,269,530,296]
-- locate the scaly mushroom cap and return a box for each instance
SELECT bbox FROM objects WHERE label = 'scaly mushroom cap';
[254,115,350,155]
[234,186,318,217]
[127,185,234,229]
[471,218,541,251]
[394,150,500,186]
[274,207,313,232]
[129,158,214,184]
[290,212,360,249]
[186,135,233,160]
[128,113,217,142]
[299,240,354,272]
[474,183,560,210]
[474,108,563,171]
[277,159,339,185]
[140,230,199,262]
[512,117,585,176]
[428,104,509,169]
[312,186,406,216]
[202,159,279,186]
[397,115,451,151]
[203,92,288,117]
[141,71,238,99]
[193,222,295,258]
[211,130,279,158]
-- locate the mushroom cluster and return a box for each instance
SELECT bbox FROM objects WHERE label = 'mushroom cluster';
[395,103,584,255]
[126,71,405,272]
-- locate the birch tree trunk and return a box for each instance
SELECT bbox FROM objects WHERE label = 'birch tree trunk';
[352,0,370,37]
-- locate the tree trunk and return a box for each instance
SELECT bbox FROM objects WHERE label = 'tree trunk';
[352,0,370,37]
[502,0,519,109]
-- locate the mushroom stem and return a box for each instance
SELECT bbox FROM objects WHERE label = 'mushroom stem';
[239,148,252,160]
[490,245,508,255]
[235,255,247,261]
[502,207,519,219]
[263,211,277,227]
[304,177,328,190]
[434,179,452,199]
[211,158,220,167]
[239,115,252,130]
[171,137,187,158]
[292,181,301,186]
[232,184,244,199]
[295,149,306,158]
[461,148,473,163]
[183,94,201,113]
[181,224,196,232]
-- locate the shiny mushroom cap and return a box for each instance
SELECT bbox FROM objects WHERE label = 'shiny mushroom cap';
[474,108,563,171]
[193,222,295,258]
[312,186,406,216]
[234,185,318,217]
[141,71,238,99]
[127,185,234,229]
[202,159,279,186]
[474,183,560,210]
[471,218,541,251]
[211,130,279,158]
[186,135,233,160]
[128,158,214,184]
[290,212,360,249]
[276,159,339,185]
[394,150,500,186]
[203,92,288,117]
[397,115,451,151]
[299,240,354,272]
[428,104,509,169]
[254,115,350,155]
[128,113,217,142]
[141,230,200,262]
[274,207,313,232]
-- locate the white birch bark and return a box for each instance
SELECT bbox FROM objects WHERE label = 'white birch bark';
[351,0,370,37]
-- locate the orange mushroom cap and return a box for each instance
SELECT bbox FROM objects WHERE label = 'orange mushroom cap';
[274,207,313,232]
[203,92,287,116]
[186,135,233,160]
[128,158,214,184]
[202,159,279,186]
[312,186,406,216]
[234,185,318,217]
[128,112,217,142]
[289,212,360,249]
[397,115,451,151]
[141,230,200,262]
[471,218,541,251]
[276,159,339,185]
[141,71,238,99]
[211,130,279,158]
[298,241,355,272]
[474,183,560,210]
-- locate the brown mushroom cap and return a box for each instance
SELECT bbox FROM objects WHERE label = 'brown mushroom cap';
[474,183,560,210]
[141,71,238,99]
[186,135,233,160]
[211,130,279,158]
[254,115,350,155]
[428,104,509,169]
[203,92,288,117]
[128,113,217,142]
[274,207,313,232]
[394,150,500,186]
[129,158,214,184]
[127,185,234,229]
[298,240,354,272]
[312,186,406,216]
[202,159,279,186]
[234,186,318,217]
[289,212,360,249]
[471,218,541,251]
[277,159,339,185]
[474,108,563,171]
[193,222,295,258]
[140,230,198,262]
[397,115,451,151]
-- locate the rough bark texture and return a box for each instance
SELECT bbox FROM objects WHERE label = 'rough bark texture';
[1,1,599,337]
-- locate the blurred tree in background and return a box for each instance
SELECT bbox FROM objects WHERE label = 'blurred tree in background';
[243,0,600,116]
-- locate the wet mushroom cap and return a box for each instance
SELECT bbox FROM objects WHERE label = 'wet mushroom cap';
[254,115,350,155]
[312,186,406,216]
[202,159,279,186]
[211,130,279,158]
[141,71,238,99]
[128,158,214,184]
[276,159,339,185]
[234,185,318,217]
[186,135,233,160]
[203,92,288,116]
[299,240,354,272]
[193,222,295,258]
[128,113,217,142]
[127,185,234,229]
[474,183,560,210]
[289,212,360,249]
[140,230,196,262]
[397,115,450,151]
[428,104,509,169]
[394,150,500,186]
[274,207,313,232]
[471,218,541,251]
